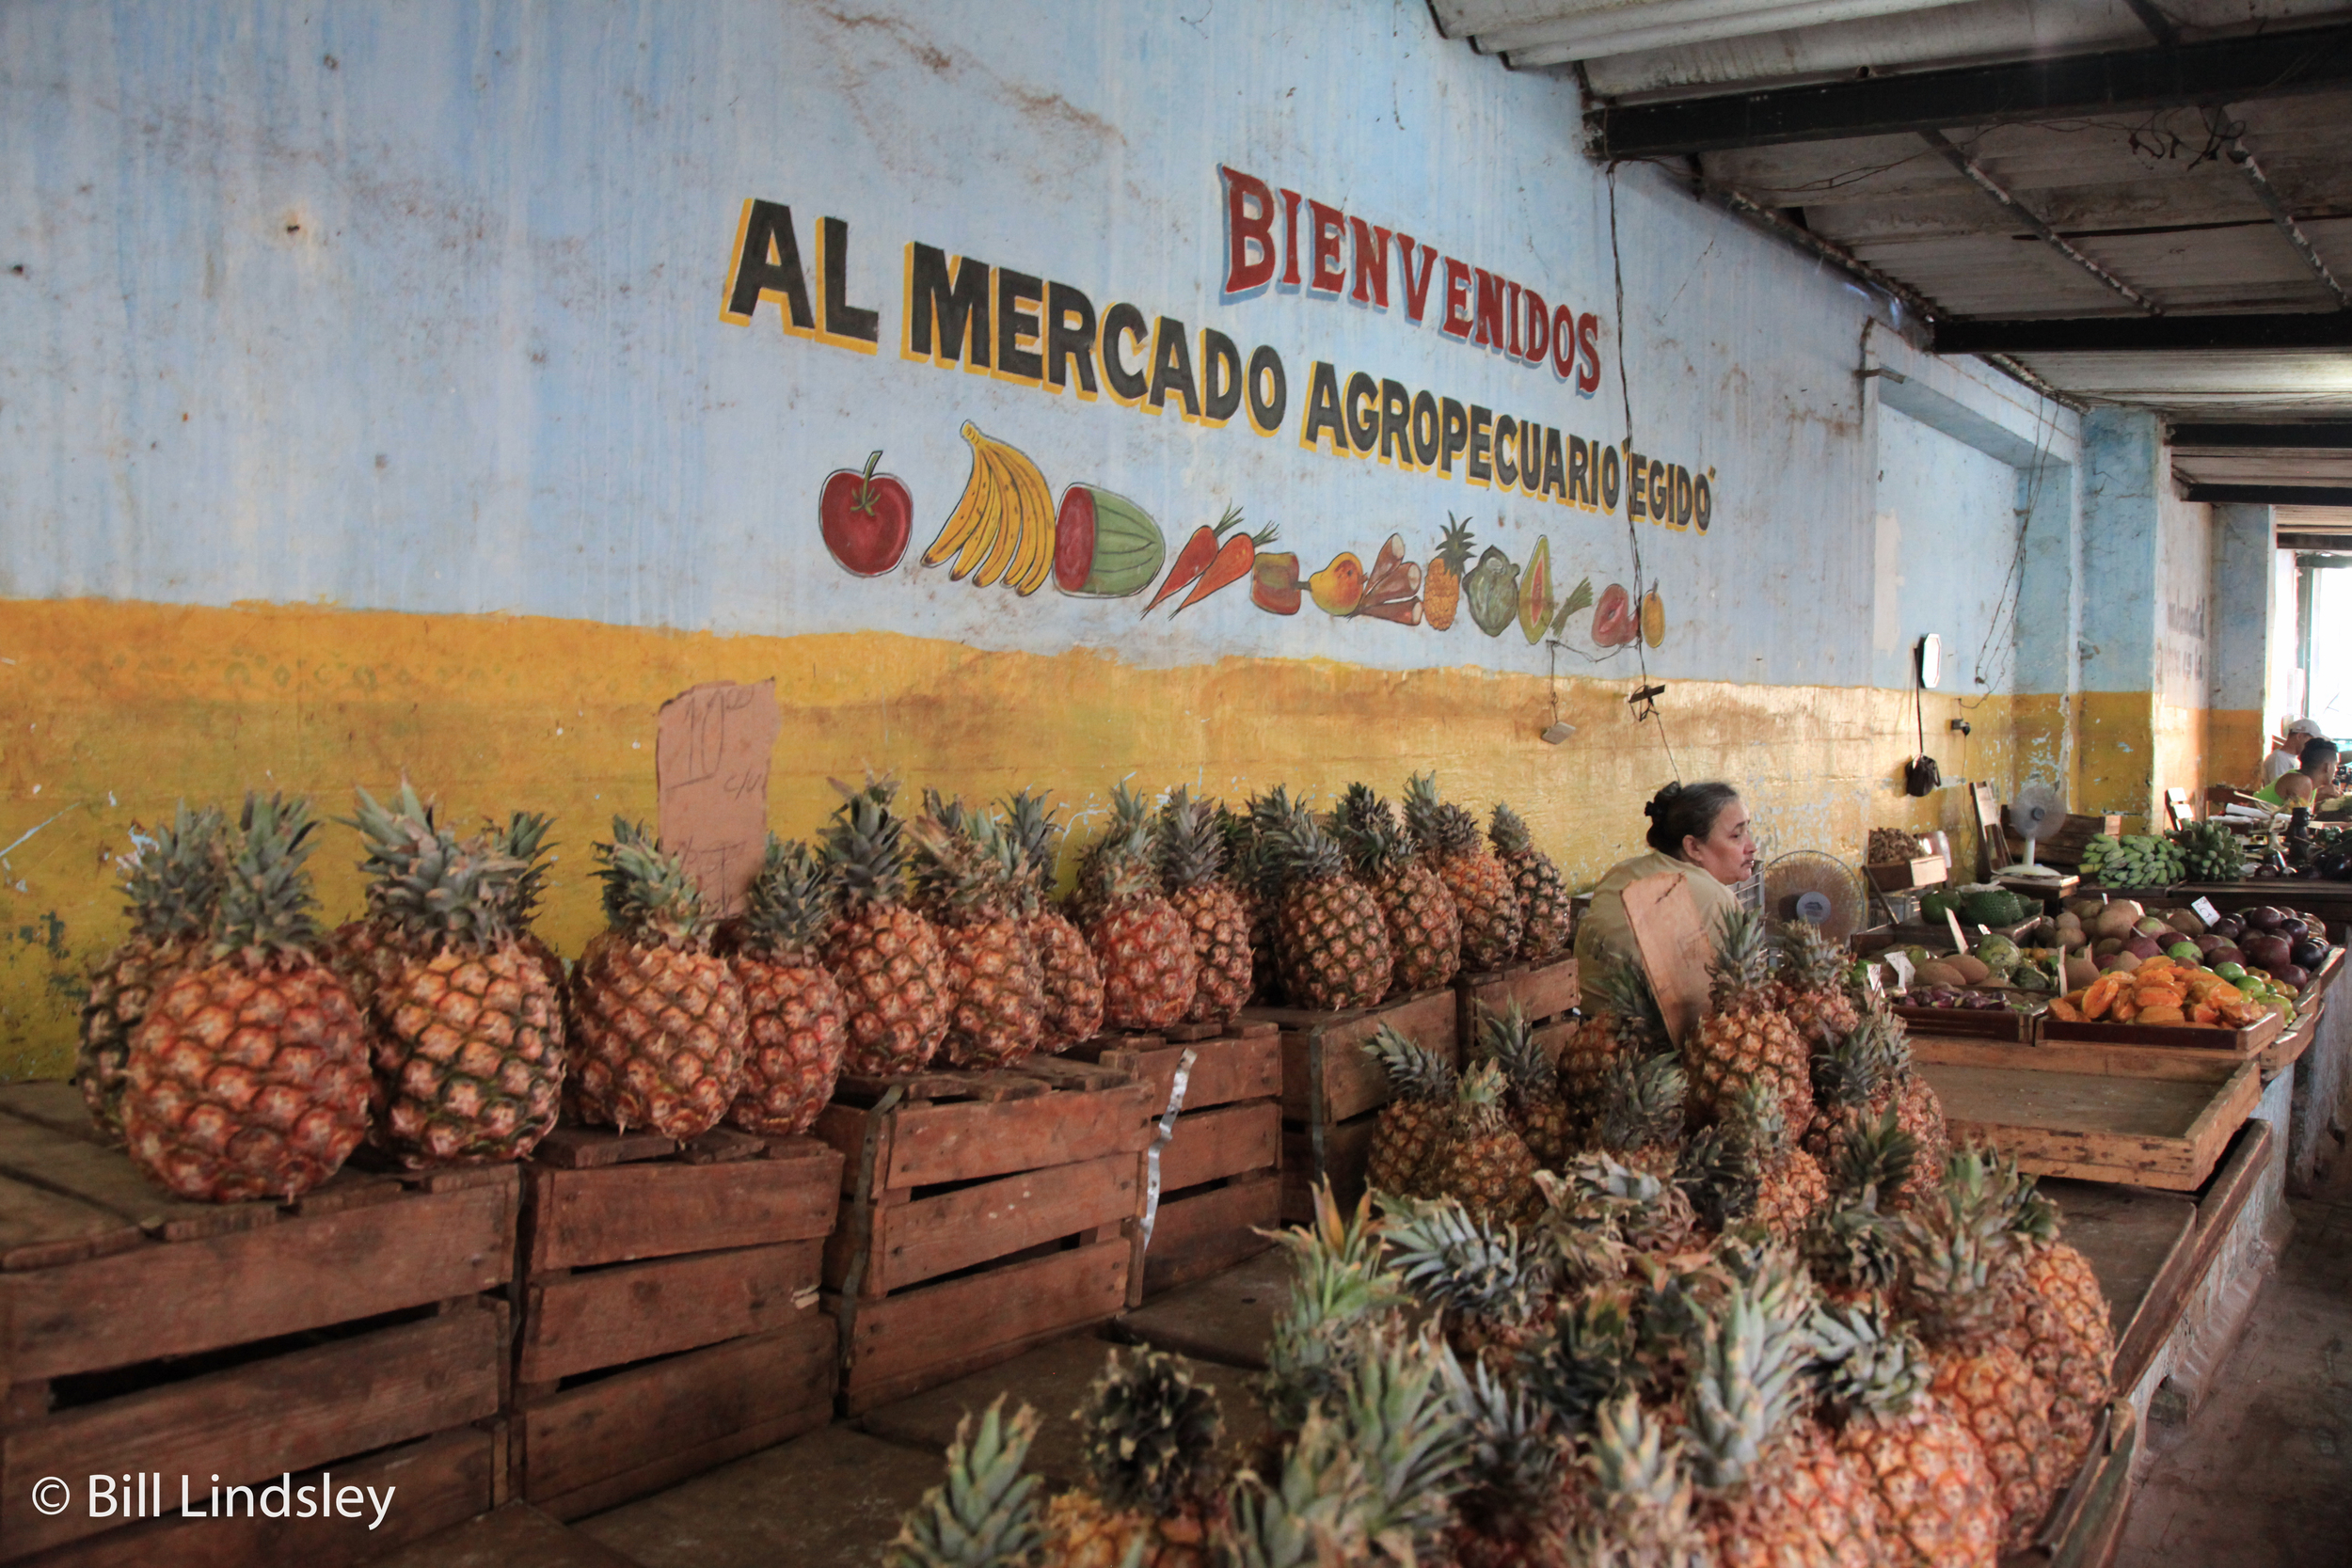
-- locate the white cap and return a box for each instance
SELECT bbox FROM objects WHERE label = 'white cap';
[2288,718,2327,738]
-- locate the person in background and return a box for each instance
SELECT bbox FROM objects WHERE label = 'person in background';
[2257,738,2341,807]
[1574,780,1755,1010]
[2262,719,2326,784]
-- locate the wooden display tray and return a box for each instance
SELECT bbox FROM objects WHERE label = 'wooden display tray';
[1890,1000,2042,1042]
[1910,1037,2261,1191]
[1247,990,1456,1222]
[2298,943,2344,1004]
[2041,1005,2284,1058]
[1454,954,1581,1048]
[1865,852,1947,891]
[2261,998,2324,1077]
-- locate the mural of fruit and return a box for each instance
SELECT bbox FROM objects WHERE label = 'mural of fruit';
[1252,551,1301,614]
[1359,534,1422,626]
[1641,587,1666,646]
[1148,504,1245,613]
[921,421,1057,594]
[1051,483,1167,597]
[1518,536,1555,644]
[1463,546,1520,637]
[1592,583,1638,647]
[819,451,914,577]
[1309,553,1365,616]
[1175,520,1278,616]
[1555,576,1595,636]
[1424,515,1473,630]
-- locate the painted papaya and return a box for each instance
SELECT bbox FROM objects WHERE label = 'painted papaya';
[1640,587,1665,647]
[1592,583,1637,647]
[1053,484,1166,597]
[1518,536,1555,644]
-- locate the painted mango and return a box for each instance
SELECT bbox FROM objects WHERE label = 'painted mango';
[1053,484,1166,597]
[1463,546,1519,638]
[1518,536,1554,644]
[1309,553,1365,616]
[1641,588,1666,647]
[1253,551,1302,615]
[1592,583,1637,646]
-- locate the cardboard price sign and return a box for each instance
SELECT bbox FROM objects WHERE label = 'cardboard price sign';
[655,678,782,919]
[1623,872,1713,1049]
[2192,897,2223,927]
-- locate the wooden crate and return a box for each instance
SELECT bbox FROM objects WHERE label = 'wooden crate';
[509,1124,844,1519]
[0,1083,515,1562]
[1245,990,1456,1222]
[1865,853,1948,891]
[2041,1006,2285,1058]
[1454,954,1580,1051]
[1890,1000,2042,1042]
[1068,1022,1282,1303]
[1909,1037,2261,1191]
[814,1060,1152,1414]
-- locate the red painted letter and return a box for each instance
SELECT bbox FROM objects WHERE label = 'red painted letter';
[1350,217,1391,306]
[1396,235,1436,322]
[1440,258,1474,339]
[1308,200,1347,293]
[1577,311,1602,392]
[1524,289,1550,366]
[1221,166,1275,293]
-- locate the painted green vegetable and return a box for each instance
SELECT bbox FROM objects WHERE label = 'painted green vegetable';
[1054,484,1166,598]
[1463,546,1520,638]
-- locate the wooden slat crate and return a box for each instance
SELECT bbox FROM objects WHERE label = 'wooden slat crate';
[814,1059,1152,1414]
[1242,989,1456,1223]
[0,1083,514,1563]
[509,1123,843,1521]
[1067,1022,1282,1303]
[1454,954,1580,1053]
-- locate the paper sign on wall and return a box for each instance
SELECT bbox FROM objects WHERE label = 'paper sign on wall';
[1622,872,1714,1048]
[656,678,782,919]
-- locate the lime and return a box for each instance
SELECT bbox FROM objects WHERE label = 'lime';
[2216,962,2247,981]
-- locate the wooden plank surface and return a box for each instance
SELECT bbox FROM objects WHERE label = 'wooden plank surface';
[523,1141,842,1274]
[517,1241,822,1384]
[2042,1007,2281,1056]
[0,1180,142,1274]
[2,1305,503,1558]
[530,1126,682,1169]
[1161,1101,1279,1194]
[6,1179,516,1381]
[1912,1035,2253,1079]
[1279,1110,1376,1220]
[853,1150,1140,1295]
[882,1084,1153,1189]
[1082,1034,1282,1116]
[0,1116,278,1243]
[0,1085,111,1142]
[1919,1059,2258,1189]
[1140,1173,1279,1299]
[520,1312,835,1517]
[834,1237,1130,1415]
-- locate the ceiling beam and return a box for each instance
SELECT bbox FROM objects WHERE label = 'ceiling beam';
[1934,313,2352,354]
[1919,129,2161,315]
[2279,534,2352,550]
[2184,483,2352,505]
[1586,20,2352,158]
[2224,136,2352,309]
[2171,423,2352,448]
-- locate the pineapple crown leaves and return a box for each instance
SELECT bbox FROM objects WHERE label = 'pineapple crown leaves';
[1577,1394,1708,1568]
[1599,1052,1687,1156]
[1680,1255,1820,1493]
[1523,1289,1637,1438]
[350,785,529,953]
[1218,1409,1376,1568]
[1377,1194,1556,1326]
[739,834,836,957]
[1436,1344,1563,1513]
[214,792,331,965]
[1804,1301,1932,1423]
[1722,1079,1790,1160]
[918,787,970,836]
[591,817,710,946]
[885,1396,1045,1568]
[1983,1148,2062,1255]
[1452,1058,1512,1133]
[1327,797,1419,884]
[1435,514,1476,575]
[346,783,441,915]
[1594,956,1672,1053]
[1425,800,1488,861]
[1328,1326,1477,1552]
[1705,907,1778,1010]
[1261,808,1352,889]
[997,787,1063,900]
[823,779,913,909]
[1331,782,1386,836]
[1540,1156,1696,1280]
[905,810,1024,922]
[1772,917,1850,990]
[1473,1001,1555,1099]
[1829,1106,1917,1207]
[1361,1023,1458,1107]
[489,810,559,927]
[1153,787,1229,892]
[1073,1347,1225,1519]
[1400,771,1444,848]
[1674,1124,1758,1234]
[1894,1148,2026,1342]
[1809,1019,1891,1113]
[1800,1194,1906,1302]
[1262,1182,1407,1432]
[1486,800,1535,857]
[113,801,230,944]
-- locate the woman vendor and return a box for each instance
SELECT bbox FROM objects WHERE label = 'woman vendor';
[1573,781,1756,1007]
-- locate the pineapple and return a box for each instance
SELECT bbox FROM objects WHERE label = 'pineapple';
[1560,956,1670,1127]
[1802,1181,1906,1313]
[1989,1162,2113,1480]
[1803,1018,1895,1169]
[1086,815,1198,1032]
[1329,794,1460,997]
[1527,1290,1639,1444]
[1156,789,1253,1024]
[1550,1154,1701,1266]
[1474,1001,1575,1172]
[1488,802,1571,961]
[122,794,371,1202]
[1597,1051,1689,1182]
[1438,1342,1570,1568]
[1688,908,1815,1135]
[1573,1394,1708,1568]
[820,781,953,1075]
[1724,1080,1829,1244]
[1878,1011,1951,1205]
[1261,1181,1410,1433]
[77,803,228,1137]
[1681,1259,1889,1568]
[1897,1150,2065,1550]
[1808,1304,2002,1568]
[888,1397,1045,1568]
[1072,781,1155,926]
[1381,1194,1560,1370]
[1431,1061,1540,1226]
[1003,789,1105,1053]
[568,819,748,1138]
[492,810,570,1005]
[1403,773,1522,972]
[910,810,1046,1069]
[1263,810,1391,1011]
[1040,1348,1225,1568]
[360,795,564,1165]
[330,782,443,1017]
[1774,919,1861,1053]
[723,836,849,1134]
[1363,1022,1458,1198]
[1218,802,1279,1006]
[1219,1409,1379,1568]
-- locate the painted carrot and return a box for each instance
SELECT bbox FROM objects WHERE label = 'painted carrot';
[1145,503,1244,614]
[1174,522,1279,615]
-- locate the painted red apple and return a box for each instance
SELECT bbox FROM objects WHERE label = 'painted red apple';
[819,451,913,576]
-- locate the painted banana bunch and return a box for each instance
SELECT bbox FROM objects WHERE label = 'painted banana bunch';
[921,421,1057,594]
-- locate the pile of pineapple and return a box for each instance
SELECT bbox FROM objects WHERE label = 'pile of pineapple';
[72,773,1572,1205]
[888,914,2114,1568]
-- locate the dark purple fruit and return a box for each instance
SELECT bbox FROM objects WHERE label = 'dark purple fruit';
[2292,940,2328,969]
[2275,964,2312,990]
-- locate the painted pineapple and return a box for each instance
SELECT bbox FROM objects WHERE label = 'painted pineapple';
[724,835,849,1134]
[568,818,748,1138]
[909,808,1046,1069]
[1725,1080,1829,1244]
[1990,1160,2114,1481]
[1424,514,1475,631]
[1362,1022,1458,1198]
[77,802,228,1138]
[1560,955,1670,1127]
[1263,809,1392,1010]
[1038,1348,1226,1568]
[1689,907,1815,1135]
[1403,772,1522,971]
[123,793,372,1202]
[1086,815,1198,1032]
[1431,1060,1540,1226]
[1475,1000,1575,1172]
[1001,789,1105,1053]
[1155,789,1253,1024]
[1329,790,1460,997]
[1488,801,1572,960]
[820,781,953,1075]
[1809,1303,2003,1568]
[357,789,564,1165]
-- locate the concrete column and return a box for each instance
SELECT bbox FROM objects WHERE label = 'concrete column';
[2012,449,2082,801]
[2075,407,2167,831]
[2209,503,2277,783]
